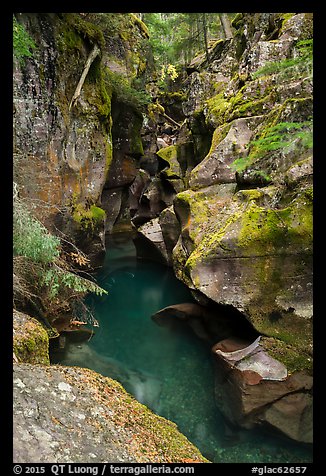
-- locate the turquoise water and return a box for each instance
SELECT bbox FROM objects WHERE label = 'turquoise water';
[51,234,313,463]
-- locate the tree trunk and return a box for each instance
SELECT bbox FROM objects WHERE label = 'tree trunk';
[219,13,233,39]
[202,13,210,63]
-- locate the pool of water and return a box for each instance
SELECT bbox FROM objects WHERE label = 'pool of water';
[51,233,313,463]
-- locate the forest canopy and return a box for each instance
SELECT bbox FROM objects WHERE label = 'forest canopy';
[139,13,235,69]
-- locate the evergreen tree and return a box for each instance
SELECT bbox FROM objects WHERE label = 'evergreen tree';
[142,13,235,69]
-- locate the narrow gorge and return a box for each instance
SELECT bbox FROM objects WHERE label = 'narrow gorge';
[13,13,313,464]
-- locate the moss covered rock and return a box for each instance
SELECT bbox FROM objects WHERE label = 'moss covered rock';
[13,12,153,255]
[172,183,312,371]
[72,202,106,232]
[13,310,50,365]
[13,363,209,463]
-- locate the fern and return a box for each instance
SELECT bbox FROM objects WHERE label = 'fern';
[230,121,313,173]
[252,39,312,80]
[13,16,36,64]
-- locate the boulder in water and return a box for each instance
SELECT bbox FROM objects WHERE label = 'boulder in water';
[212,336,312,443]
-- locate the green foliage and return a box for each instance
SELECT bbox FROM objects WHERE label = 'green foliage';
[13,15,36,64]
[230,121,313,173]
[104,68,150,110]
[229,157,250,173]
[252,39,313,80]
[13,195,107,322]
[72,202,106,233]
[13,201,60,263]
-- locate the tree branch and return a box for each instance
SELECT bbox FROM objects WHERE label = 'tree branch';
[161,111,181,128]
[69,44,101,111]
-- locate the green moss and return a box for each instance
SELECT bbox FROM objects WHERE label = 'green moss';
[105,134,113,174]
[135,404,209,461]
[72,202,106,233]
[207,123,232,155]
[261,336,312,374]
[236,189,264,201]
[205,92,230,126]
[280,13,296,26]
[13,318,50,365]
[128,111,144,156]
[182,186,312,297]
[238,197,312,251]
[205,79,277,127]
[185,205,244,273]
[105,68,150,111]
[84,62,112,121]
[160,91,187,102]
[130,13,149,38]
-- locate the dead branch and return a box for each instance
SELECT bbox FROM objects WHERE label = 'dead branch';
[69,44,101,111]
[161,112,181,128]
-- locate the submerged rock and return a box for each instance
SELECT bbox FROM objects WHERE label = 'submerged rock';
[13,363,209,463]
[151,302,257,344]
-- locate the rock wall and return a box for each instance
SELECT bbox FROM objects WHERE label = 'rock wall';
[13,13,153,260]
[135,13,313,442]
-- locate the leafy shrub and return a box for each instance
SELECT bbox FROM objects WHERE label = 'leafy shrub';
[13,192,107,326]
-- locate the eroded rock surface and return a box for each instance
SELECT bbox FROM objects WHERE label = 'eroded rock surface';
[13,363,208,463]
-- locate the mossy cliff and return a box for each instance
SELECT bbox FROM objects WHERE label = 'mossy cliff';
[169,12,313,374]
[13,310,50,365]
[134,13,313,443]
[13,13,152,258]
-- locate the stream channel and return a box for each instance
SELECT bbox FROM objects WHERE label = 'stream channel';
[51,233,313,463]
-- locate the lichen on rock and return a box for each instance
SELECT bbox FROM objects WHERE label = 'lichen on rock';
[13,310,50,365]
[13,363,209,463]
